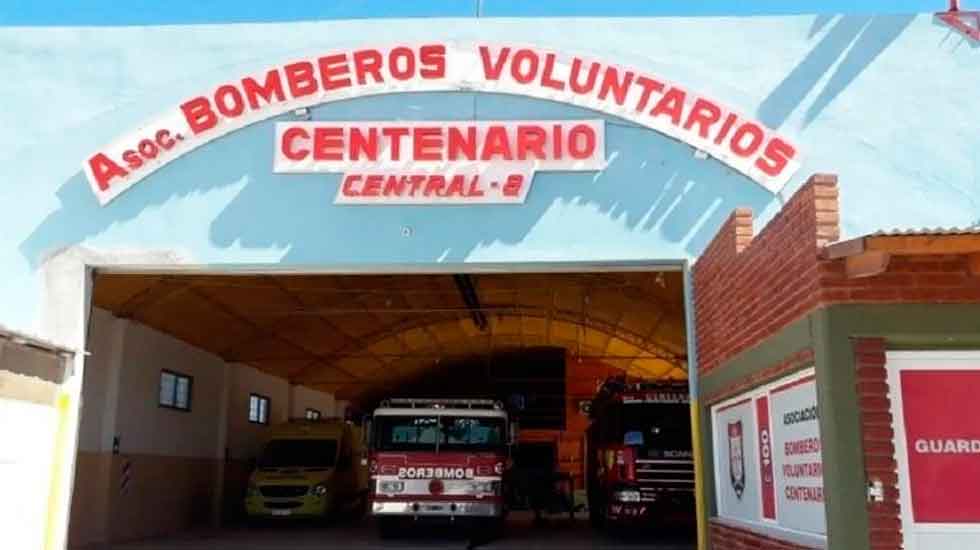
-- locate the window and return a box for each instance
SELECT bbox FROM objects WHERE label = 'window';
[249,394,270,425]
[159,370,192,411]
[373,415,507,452]
[305,408,321,420]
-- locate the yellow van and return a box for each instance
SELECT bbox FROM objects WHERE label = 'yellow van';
[245,418,369,520]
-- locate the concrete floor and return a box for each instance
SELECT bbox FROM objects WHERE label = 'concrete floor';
[103,513,696,550]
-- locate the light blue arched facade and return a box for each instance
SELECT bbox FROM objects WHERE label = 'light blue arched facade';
[2,14,979,334]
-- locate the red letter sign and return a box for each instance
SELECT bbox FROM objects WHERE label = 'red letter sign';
[757,395,776,520]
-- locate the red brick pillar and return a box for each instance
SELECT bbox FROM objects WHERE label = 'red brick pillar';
[853,338,903,550]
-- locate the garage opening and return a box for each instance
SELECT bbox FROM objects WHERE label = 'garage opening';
[68,267,694,549]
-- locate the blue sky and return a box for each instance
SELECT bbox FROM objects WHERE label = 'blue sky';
[0,0,952,26]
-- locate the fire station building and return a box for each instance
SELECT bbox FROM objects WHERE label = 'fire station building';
[1,4,979,550]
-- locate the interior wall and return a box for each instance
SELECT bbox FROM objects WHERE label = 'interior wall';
[225,364,289,461]
[69,308,337,547]
[290,384,338,419]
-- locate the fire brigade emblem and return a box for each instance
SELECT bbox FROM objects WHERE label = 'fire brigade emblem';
[728,421,745,499]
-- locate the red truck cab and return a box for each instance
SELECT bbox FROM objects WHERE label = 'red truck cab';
[367,398,514,538]
[586,378,696,529]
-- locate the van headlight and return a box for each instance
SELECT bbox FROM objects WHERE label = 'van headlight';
[613,490,641,502]
[311,483,329,496]
[378,480,405,494]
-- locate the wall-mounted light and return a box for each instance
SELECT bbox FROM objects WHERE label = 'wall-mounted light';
[293,107,311,120]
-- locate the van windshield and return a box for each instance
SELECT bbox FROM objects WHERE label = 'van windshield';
[373,415,505,452]
[259,439,338,468]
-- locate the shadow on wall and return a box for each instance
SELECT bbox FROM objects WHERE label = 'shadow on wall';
[758,14,914,129]
[20,93,775,267]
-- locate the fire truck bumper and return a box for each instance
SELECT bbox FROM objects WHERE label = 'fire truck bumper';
[607,502,696,526]
[372,500,503,517]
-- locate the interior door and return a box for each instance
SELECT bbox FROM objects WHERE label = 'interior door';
[886,351,980,550]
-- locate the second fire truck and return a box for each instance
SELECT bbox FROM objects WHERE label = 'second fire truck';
[367,398,514,538]
[586,377,696,529]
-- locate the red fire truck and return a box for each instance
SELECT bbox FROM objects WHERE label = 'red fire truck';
[367,398,514,538]
[586,377,695,529]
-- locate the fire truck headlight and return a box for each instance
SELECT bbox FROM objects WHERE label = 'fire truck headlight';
[467,481,500,495]
[612,490,641,503]
[379,480,405,494]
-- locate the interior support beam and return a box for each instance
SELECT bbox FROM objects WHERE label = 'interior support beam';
[453,274,488,331]
[189,287,364,382]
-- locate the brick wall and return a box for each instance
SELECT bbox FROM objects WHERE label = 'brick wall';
[853,338,902,550]
[695,174,980,376]
[694,174,839,375]
[818,254,980,304]
[710,520,818,550]
[702,347,813,406]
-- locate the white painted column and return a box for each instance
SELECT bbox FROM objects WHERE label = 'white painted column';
[39,248,94,550]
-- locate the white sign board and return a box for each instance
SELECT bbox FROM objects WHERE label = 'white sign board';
[713,397,761,523]
[711,369,825,540]
[770,375,825,534]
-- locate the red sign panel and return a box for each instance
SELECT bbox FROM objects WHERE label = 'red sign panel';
[901,369,980,523]
[756,396,776,520]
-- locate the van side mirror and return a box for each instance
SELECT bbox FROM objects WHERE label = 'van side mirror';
[509,421,520,446]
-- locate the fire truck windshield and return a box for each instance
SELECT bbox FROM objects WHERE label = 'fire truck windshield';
[373,415,506,452]
[620,403,691,451]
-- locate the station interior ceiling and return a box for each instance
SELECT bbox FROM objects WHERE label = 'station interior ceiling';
[91,270,689,408]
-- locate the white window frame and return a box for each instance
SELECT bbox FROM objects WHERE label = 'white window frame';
[158,369,192,411]
[249,393,270,425]
[886,350,980,550]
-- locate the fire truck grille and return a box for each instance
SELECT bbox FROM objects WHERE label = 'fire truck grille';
[635,459,696,497]
[259,485,308,498]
